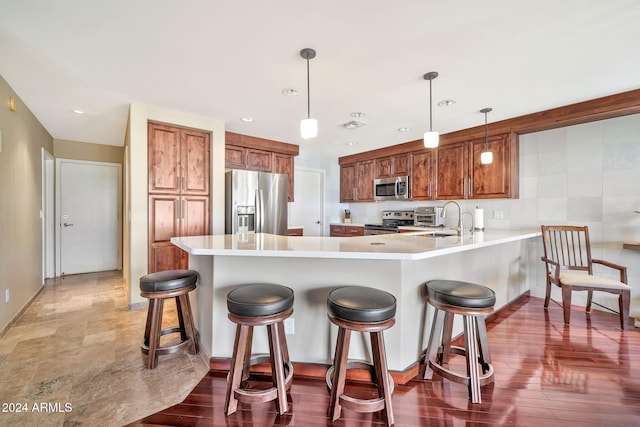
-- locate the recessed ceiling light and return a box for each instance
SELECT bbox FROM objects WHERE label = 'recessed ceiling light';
[397,127,410,132]
[240,116,254,123]
[72,109,84,114]
[282,88,298,96]
[437,100,456,107]
[350,111,366,118]
[346,141,357,146]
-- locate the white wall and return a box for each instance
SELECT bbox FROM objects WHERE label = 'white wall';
[0,76,53,335]
[346,114,640,319]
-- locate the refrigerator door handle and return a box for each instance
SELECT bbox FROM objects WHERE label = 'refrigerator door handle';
[256,189,265,232]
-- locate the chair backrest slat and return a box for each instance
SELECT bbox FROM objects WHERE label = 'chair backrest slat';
[541,225,592,272]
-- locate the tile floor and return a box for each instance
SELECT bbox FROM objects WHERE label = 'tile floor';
[0,271,209,426]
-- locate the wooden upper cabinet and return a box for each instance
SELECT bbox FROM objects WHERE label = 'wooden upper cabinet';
[181,129,210,195]
[273,152,294,202]
[245,148,272,171]
[225,132,299,201]
[225,145,245,169]
[434,141,468,200]
[340,164,356,202]
[410,151,434,200]
[341,161,375,202]
[469,134,516,199]
[356,160,375,201]
[148,124,181,194]
[375,154,409,178]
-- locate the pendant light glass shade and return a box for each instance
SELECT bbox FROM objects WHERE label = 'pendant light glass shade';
[480,107,493,164]
[423,71,439,148]
[480,151,493,164]
[300,118,318,139]
[423,131,439,148]
[300,48,317,139]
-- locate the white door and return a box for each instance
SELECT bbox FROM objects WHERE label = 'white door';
[291,167,324,236]
[56,159,121,275]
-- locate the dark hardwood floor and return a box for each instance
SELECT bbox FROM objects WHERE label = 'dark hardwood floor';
[129,296,640,426]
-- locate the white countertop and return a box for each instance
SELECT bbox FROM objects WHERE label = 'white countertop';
[171,229,541,261]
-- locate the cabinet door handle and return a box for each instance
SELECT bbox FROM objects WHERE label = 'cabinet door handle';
[182,200,186,220]
[176,199,181,219]
[428,182,432,197]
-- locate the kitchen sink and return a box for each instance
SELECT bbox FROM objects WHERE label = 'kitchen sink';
[419,232,456,237]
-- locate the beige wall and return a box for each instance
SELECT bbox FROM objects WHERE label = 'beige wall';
[126,103,225,307]
[54,139,124,164]
[0,75,54,334]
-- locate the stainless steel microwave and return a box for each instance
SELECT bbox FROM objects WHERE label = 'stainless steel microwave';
[374,176,409,201]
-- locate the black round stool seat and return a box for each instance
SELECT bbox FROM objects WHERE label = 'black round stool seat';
[140,269,198,293]
[426,280,496,309]
[227,283,294,317]
[327,286,396,323]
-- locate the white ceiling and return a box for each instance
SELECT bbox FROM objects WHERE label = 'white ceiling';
[1,1,639,158]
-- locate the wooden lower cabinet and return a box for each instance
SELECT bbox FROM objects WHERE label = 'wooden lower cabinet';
[330,224,364,237]
[287,228,304,236]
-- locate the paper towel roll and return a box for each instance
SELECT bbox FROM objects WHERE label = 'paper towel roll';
[474,207,484,230]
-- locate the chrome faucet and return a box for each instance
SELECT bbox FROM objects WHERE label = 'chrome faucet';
[441,201,462,236]
[462,211,474,234]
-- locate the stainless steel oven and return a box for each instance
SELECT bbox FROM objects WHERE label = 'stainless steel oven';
[374,176,409,201]
[364,210,414,235]
[414,206,445,227]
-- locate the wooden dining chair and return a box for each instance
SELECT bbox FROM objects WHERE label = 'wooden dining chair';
[540,225,630,330]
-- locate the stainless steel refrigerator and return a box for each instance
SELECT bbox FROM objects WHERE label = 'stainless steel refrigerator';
[225,169,288,235]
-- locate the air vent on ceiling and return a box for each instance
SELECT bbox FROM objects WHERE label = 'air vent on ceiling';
[341,120,367,130]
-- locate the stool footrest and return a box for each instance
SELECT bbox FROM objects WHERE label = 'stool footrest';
[428,358,495,387]
[325,360,395,395]
[339,394,386,413]
[234,386,278,403]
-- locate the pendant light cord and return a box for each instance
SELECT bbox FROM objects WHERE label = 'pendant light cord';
[429,78,433,132]
[484,111,488,149]
[306,57,311,119]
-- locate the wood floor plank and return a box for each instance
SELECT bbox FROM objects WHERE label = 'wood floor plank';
[129,296,640,427]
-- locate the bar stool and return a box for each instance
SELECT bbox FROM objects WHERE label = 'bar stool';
[139,269,199,369]
[326,286,396,426]
[224,283,294,416]
[422,280,495,403]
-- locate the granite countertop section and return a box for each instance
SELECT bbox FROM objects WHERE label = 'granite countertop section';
[330,222,365,227]
[172,229,541,261]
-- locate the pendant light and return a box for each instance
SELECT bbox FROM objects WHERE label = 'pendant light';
[480,107,493,164]
[300,48,318,139]
[423,71,439,148]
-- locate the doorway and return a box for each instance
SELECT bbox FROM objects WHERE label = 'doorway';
[56,159,121,276]
[290,167,324,236]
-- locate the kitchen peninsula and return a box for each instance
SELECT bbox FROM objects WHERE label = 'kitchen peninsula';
[171,230,540,376]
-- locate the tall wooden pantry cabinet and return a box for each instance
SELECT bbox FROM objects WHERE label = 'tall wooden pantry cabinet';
[148,122,210,273]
